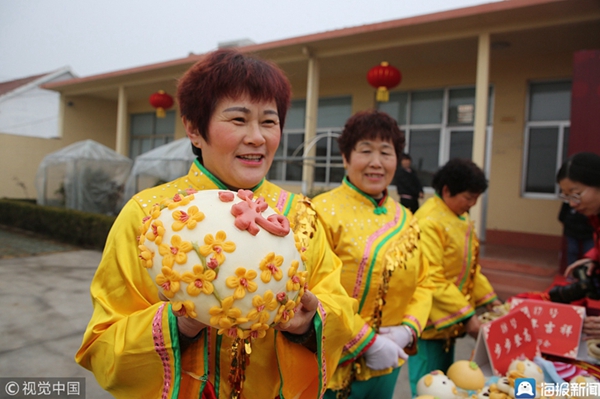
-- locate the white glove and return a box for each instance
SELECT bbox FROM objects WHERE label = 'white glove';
[379,325,413,351]
[364,334,404,370]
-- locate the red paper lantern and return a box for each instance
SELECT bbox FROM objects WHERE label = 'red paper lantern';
[149,90,174,118]
[366,62,402,102]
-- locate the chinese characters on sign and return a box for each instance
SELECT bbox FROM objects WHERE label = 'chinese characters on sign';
[511,298,585,359]
[472,310,540,376]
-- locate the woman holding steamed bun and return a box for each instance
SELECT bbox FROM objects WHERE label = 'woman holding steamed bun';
[76,49,357,399]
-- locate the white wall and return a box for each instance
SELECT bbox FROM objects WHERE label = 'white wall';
[0,70,74,138]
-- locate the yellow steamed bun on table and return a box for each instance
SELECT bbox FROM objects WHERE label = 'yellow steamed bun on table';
[138,189,307,339]
[417,370,459,399]
[447,360,485,391]
[507,357,544,385]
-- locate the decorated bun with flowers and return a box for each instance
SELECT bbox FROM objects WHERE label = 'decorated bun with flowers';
[138,189,307,339]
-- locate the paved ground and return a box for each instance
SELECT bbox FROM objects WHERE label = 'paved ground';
[0,226,474,399]
[0,227,78,259]
[0,227,111,399]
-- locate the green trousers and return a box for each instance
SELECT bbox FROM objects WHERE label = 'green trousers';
[407,339,455,396]
[324,366,401,399]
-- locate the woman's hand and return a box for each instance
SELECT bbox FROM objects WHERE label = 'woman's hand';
[158,291,208,338]
[485,299,503,312]
[465,315,482,339]
[564,258,595,277]
[275,290,318,335]
[364,335,405,369]
[583,315,600,340]
[177,317,208,338]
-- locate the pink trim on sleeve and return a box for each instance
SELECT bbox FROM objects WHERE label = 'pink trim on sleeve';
[152,303,172,399]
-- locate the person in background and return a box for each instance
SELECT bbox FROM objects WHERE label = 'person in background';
[313,110,434,399]
[75,48,357,399]
[392,153,424,214]
[408,158,501,396]
[560,152,600,340]
[558,201,594,271]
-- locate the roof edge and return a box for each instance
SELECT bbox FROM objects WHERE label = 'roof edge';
[1,67,74,102]
[43,0,570,90]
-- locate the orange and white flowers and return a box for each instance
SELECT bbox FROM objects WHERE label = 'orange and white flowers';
[172,205,205,231]
[181,264,216,296]
[199,230,236,265]
[155,266,182,298]
[247,290,278,323]
[226,267,258,299]
[259,252,284,283]
[159,235,193,267]
[138,244,154,268]
[145,220,166,245]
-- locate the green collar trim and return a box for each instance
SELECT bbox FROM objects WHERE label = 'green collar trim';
[194,160,265,191]
[343,177,388,215]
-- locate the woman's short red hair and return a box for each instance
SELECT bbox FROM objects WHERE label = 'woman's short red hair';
[337,109,405,162]
[177,49,291,156]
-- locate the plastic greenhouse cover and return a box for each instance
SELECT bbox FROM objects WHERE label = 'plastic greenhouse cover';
[35,139,133,215]
[123,138,197,202]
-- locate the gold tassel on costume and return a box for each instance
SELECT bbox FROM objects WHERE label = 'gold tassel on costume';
[336,362,359,399]
[228,337,251,399]
[337,217,421,398]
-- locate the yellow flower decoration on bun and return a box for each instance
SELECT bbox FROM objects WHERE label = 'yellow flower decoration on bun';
[199,230,236,265]
[171,300,197,319]
[155,267,181,298]
[274,300,296,325]
[158,234,192,267]
[259,252,284,283]
[226,267,258,299]
[138,244,154,268]
[146,220,165,245]
[172,205,205,231]
[181,264,216,296]
[247,290,278,323]
[286,260,302,291]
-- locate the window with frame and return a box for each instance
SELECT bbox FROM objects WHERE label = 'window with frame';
[378,86,493,186]
[268,96,350,184]
[129,111,176,159]
[522,81,571,196]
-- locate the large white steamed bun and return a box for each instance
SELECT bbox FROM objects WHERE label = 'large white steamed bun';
[138,189,307,339]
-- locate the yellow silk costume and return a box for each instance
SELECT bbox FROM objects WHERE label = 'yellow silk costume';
[76,160,357,399]
[415,195,497,342]
[312,178,434,389]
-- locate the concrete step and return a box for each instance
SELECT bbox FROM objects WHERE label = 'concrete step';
[478,243,561,301]
[480,266,556,301]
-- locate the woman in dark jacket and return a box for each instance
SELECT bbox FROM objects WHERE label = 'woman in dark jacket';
[559,152,600,339]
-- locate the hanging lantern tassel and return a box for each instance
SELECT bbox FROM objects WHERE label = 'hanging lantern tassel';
[366,62,402,103]
[149,90,174,118]
[376,86,390,102]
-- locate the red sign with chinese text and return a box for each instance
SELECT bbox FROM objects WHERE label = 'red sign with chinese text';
[473,310,540,376]
[510,298,585,359]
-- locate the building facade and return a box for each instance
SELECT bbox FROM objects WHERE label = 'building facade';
[5,0,599,248]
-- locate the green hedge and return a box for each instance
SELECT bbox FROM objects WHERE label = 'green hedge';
[0,199,115,250]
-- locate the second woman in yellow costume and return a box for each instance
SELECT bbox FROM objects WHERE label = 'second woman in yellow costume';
[313,110,434,399]
[407,158,501,396]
